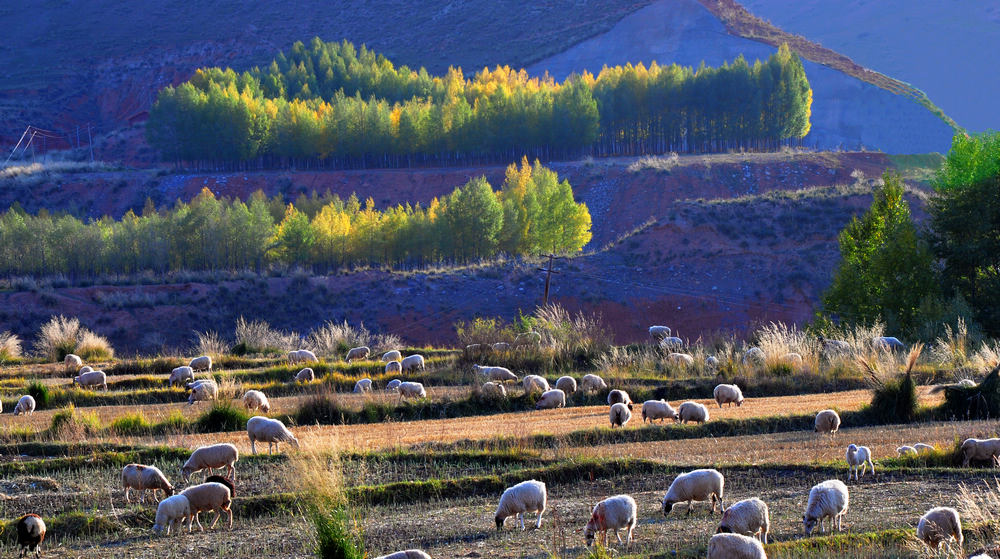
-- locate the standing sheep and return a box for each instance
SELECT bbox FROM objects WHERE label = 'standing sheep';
[668,352,695,367]
[555,376,577,394]
[677,401,710,424]
[642,400,678,423]
[152,495,190,535]
[717,497,770,543]
[535,389,566,410]
[72,370,107,391]
[481,381,507,399]
[181,481,233,531]
[242,390,270,413]
[78,365,94,375]
[580,374,608,393]
[713,384,744,407]
[897,445,918,457]
[874,336,905,351]
[522,375,550,394]
[288,349,318,363]
[168,366,194,387]
[400,354,425,372]
[782,352,804,367]
[15,514,46,556]
[397,381,426,399]
[64,353,83,372]
[514,331,541,346]
[814,409,841,434]
[742,347,765,365]
[294,367,315,383]
[247,416,299,454]
[584,494,637,547]
[346,346,370,362]
[189,355,212,372]
[845,444,874,481]
[381,350,402,363]
[803,479,849,535]
[495,480,546,531]
[385,379,402,392]
[706,533,766,559]
[705,355,720,369]
[353,378,373,393]
[473,365,517,383]
[917,506,963,551]
[187,379,218,405]
[181,443,239,483]
[610,402,632,428]
[122,463,174,504]
[492,342,511,351]
[13,395,36,416]
[649,325,671,341]
[385,360,402,374]
[659,336,684,350]
[913,443,934,453]
[607,389,633,410]
[961,438,1000,467]
[662,469,725,515]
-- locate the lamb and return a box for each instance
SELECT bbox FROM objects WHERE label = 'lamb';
[742,347,765,364]
[16,514,46,556]
[473,364,517,383]
[668,352,695,367]
[168,366,194,387]
[152,495,190,535]
[242,389,270,413]
[610,402,632,428]
[555,376,577,394]
[247,416,300,454]
[648,325,671,341]
[481,381,507,399]
[122,463,174,504]
[845,444,874,480]
[803,479,849,535]
[913,443,934,453]
[400,354,425,372]
[374,551,432,559]
[288,349,317,363]
[385,379,402,391]
[535,389,566,410]
[713,384,745,407]
[346,346,370,362]
[514,331,541,346]
[814,409,841,434]
[580,374,608,393]
[642,400,678,423]
[661,468,724,515]
[13,395,35,416]
[717,497,770,543]
[189,355,212,372]
[705,355,720,369]
[961,437,1000,467]
[494,479,546,530]
[917,506,963,551]
[64,353,82,371]
[294,367,315,383]
[659,336,684,349]
[181,443,238,483]
[677,401,710,424]
[522,375,550,394]
[398,381,427,399]
[897,445,917,457]
[584,494,637,547]
[706,533,766,559]
[181,481,233,531]
[353,378,373,393]
[72,370,107,391]
[385,360,402,374]
[187,379,218,404]
[607,389,633,410]
[381,350,402,363]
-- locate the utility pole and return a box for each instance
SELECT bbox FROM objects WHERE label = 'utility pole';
[538,254,560,306]
[87,123,94,163]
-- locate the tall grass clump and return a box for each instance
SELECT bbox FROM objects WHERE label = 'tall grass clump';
[306,320,401,358]
[194,400,253,433]
[755,322,819,373]
[26,381,50,409]
[47,404,101,439]
[929,317,972,368]
[533,304,613,368]
[861,344,921,424]
[288,447,364,559]
[232,316,300,356]
[33,315,113,361]
[0,331,22,361]
[195,330,229,356]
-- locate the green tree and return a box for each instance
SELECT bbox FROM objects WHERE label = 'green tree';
[441,176,502,260]
[270,203,315,265]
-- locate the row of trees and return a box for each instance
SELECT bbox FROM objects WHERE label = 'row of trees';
[0,160,591,277]
[146,39,812,168]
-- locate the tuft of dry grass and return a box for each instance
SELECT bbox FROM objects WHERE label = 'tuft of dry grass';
[306,320,402,358]
[194,330,229,356]
[234,316,301,355]
[0,330,22,360]
[33,314,113,361]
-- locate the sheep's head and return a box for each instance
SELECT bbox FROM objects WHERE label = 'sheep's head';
[261,403,271,413]
[583,523,597,546]
[662,498,674,516]
[803,514,818,535]
[152,523,164,534]
[716,525,732,534]
[847,444,858,453]
[495,515,504,531]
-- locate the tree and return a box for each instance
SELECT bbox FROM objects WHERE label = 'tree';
[440,176,502,260]
[270,204,315,265]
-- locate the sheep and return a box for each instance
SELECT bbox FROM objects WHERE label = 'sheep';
[400,354,425,372]
[818,336,851,356]
[648,325,671,341]
[13,395,35,416]
[64,353,82,371]
[187,379,218,405]
[659,336,684,349]
[72,370,107,391]
[473,364,517,383]
[706,533,766,559]
[677,401,710,424]
[346,346,370,362]
[189,355,212,372]
[480,381,507,399]
[874,336,905,351]
[181,481,233,531]
[913,443,934,453]
[181,443,238,483]
[374,551,432,559]
[580,373,608,393]
[398,381,426,399]
[584,494,637,547]
[494,479,546,531]
[381,350,402,362]
[464,344,483,352]
[610,402,632,428]
[742,347,765,365]
[642,400,678,423]
[385,360,402,374]
[522,374,550,394]
[555,376,577,394]
[661,468,724,515]
[385,379,402,391]
[294,367,315,383]
[168,366,194,387]
[917,506,963,551]
[16,514,46,556]
[607,389,633,410]
[205,475,235,497]
[782,352,804,367]
[717,497,770,543]
[961,438,1000,467]
[247,416,299,454]
[897,446,918,457]
[668,352,695,367]
[705,355,720,369]
[514,331,541,346]
[122,463,174,504]
[242,389,270,413]
[958,378,977,388]
[492,342,511,351]
[152,494,190,535]
[803,479,849,535]
[713,384,744,407]
[845,444,874,480]
[288,349,317,363]
[814,409,841,434]
[535,389,566,410]
[353,378,373,393]
[78,365,94,375]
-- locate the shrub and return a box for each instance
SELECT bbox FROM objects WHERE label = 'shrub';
[195,330,229,356]
[108,412,156,436]
[194,400,252,433]
[33,315,113,361]
[861,344,921,424]
[233,316,300,356]
[75,330,114,361]
[26,381,50,409]
[938,364,1000,420]
[0,331,22,360]
[289,450,364,559]
[47,404,100,439]
[306,320,401,358]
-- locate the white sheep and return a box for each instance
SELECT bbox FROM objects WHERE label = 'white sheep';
[717,497,770,543]
[64,353,82,371]
[607,389,633,410]
[845,444,874,480]
[385,360,402,374]
[72,370,107,391]
[346,346,370,362]
[742,347,765,365]
[375,551,432,559]
[189,355,212,372]
[13,395,35,416]
[247,416,299,454]
[610,402,632,428]
[473,365,517,383]
[874,336,905,351]
[78,365,94,375]
[581,374,608,393]
[782,352,804,367]
[522,375,550,394]
[168,366,194,387]
[584,494,637,547]
[481,381,507,399]
[187,379,218,405]
[535,389,566,410]
[288,349,317,363]
[385,379,402,392]
[648,325,671,340]
[400,354,425,372]
[958,378,977,388]
[398,381,426,399]
[152,494,190,535]
[181,481,233,531]
[242,390,270,413]
[662,469,724,515]
[353,378,373,393]
[294,367,315,383]
[677,401,710,424]
[961,438,1000,467]
[897,445,917,457]
[122,463,174,504]
[381,350,402,363]
[514,331,541,346]
[705,355,720,369]
[642,400,678,423]
[494,479,546,531]
[659,336,684,349]
[668,352,695,367]
[492,342,511,351]
[819,336,851,356]
[917,506,963,551]
[913,443,934,453]
[814,409,841,434]
[803,479,849,535]
[181,443,238,483]
[555,376,577,394]
[713,384,744,407]
[706,533,766,559]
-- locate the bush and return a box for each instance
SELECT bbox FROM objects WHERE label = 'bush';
[0,331,22,360]
[108,412,156,436]
[74,330,114,361]
[194,401,252,433]
[861,344,921,424]
[26,381,50,409]
[938,364,1000,419]
[47,405,100,439]
[306,320,401,358]
[33,315,113,361]
[232,316,300,356]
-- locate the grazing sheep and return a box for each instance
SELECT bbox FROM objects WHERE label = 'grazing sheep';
[913,443,934,453]
[189,355,212,372]
[705,355,720,369]
[958,378,977,388]
[492,342,511,351]
[78,365,94,375]
[610,402,632,428]
[288,349,317,363]
[874,336,905,351]
[247,416,299,454]
[607,389,633,410]
[204,475,235,497]
[555,376,577,394]
[187,379,218,405]
[464,344,483,352]
[153,495,190,535]
[181,443,238,483]
[168,366,194,387]
[385,379,402,391]
[522,375,550,394]
[803,479,849,535]
[13,395,35,416]
[845,444,874,480]
[897,446,918,457]
[481,381,507,399]
[400,354,425,372]
[706,533,766,559]
[668,352,695,367]
[713,384,745,407]
[375,551,432,559]
[398,381,426,399]
[345,346,370,362]
[181,482,233,531]
[917,506,963,551]
[819,336,851,356]
[381,350,402,363]
[580,374,608,393]
[814,409,841,434]
[648,325,671,341]
[242,389,270,413]
[122,463,174,504]
[385,360,402,374]
[64,353,82,371]
[659,336,684,350]
[473,365,517,383]
[495,480,546,530]
[642,400,678,423]
[514,331,541,346]
[353,378,373,393]
[717,497,770,543]
[535,389,566,410]
[961,438,1000,467]
[662,469,725,515]
[294,367,315,383]
[72,370,107,391]
[782,352,804,367]
[584,494,637,547]
[16,514,46,556]
[677,401,710,424]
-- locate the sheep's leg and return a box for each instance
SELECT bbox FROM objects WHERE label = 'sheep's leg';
[518,513,526,531]
[614,529,622,543]
[228,464,236,481]
[194,511,205,532]
[140,489,146,504]
[226,506,233,529]
[686,501,693,516]
[535,509,544,529]
[209,509,221,529]
[251,440,257,455]
[869,460,875,476]
[626,524,633,546]
[124,487,131,503]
